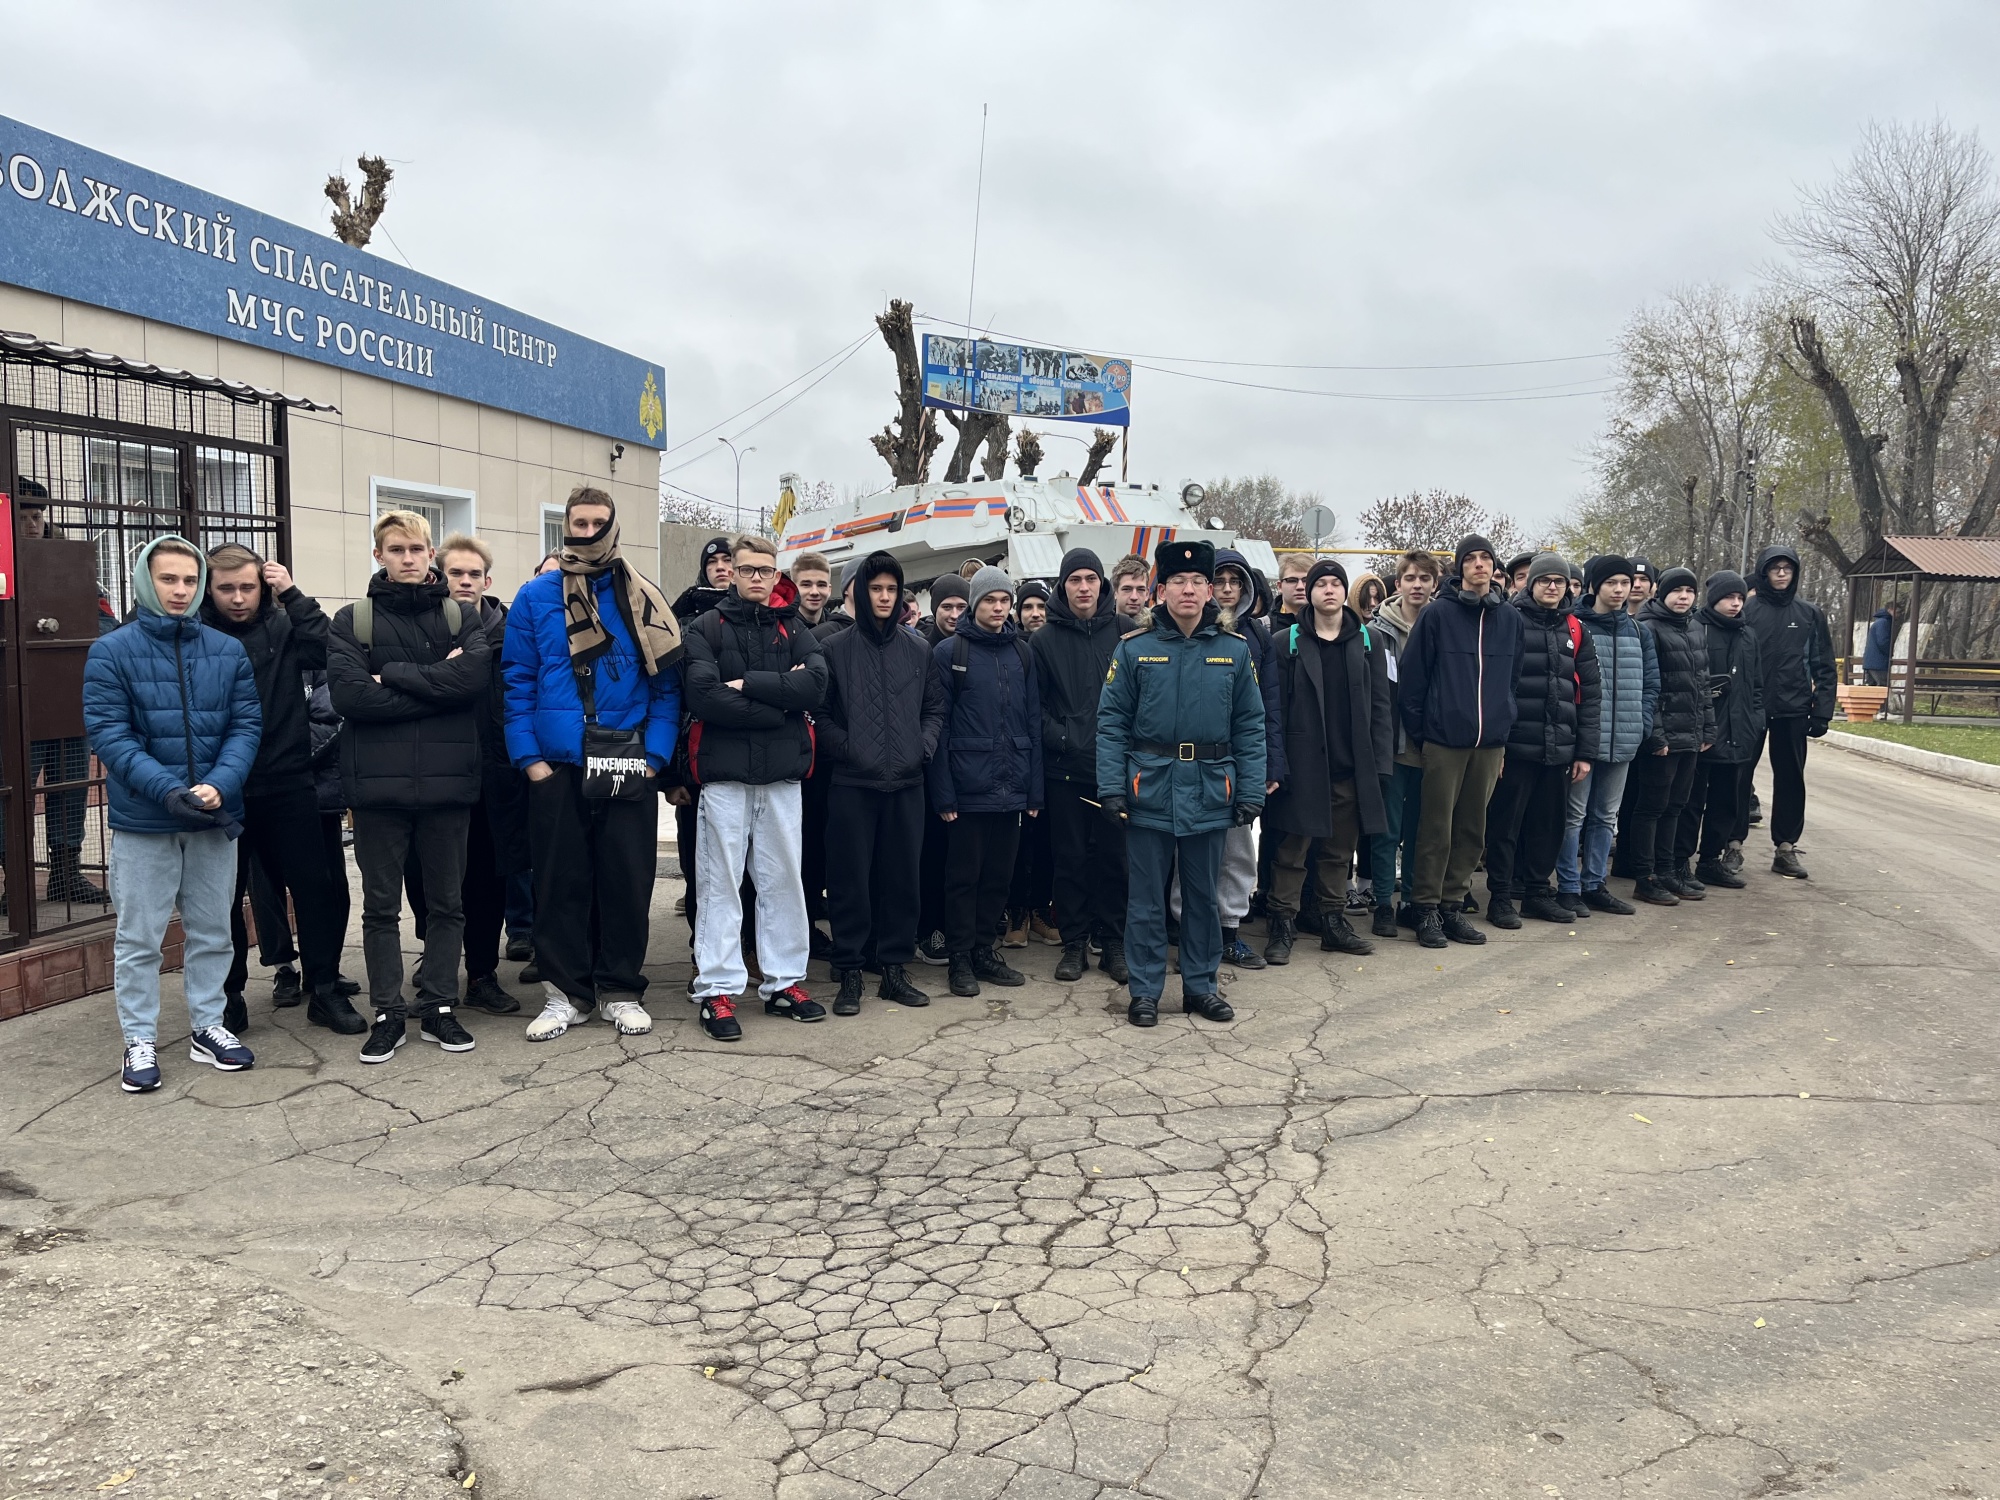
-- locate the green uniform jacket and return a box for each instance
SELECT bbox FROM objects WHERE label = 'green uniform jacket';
[1096,603,1267,836]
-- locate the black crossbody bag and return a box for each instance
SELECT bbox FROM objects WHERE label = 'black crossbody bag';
[576,662,652,801]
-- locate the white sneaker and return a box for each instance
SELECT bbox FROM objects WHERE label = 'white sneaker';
[602,999,653,1036]
[526,995,587,1042]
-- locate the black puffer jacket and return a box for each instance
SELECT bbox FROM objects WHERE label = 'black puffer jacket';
[1504,594,1602,766]
[200,585,329,798]
[682,591,828,785]
[1742,544,1836,721]
[328,572,491,810]
[819,558,946,792]
[1699,605,1765,764]
[1636,599,1716,754]
[1030,587,1125,785]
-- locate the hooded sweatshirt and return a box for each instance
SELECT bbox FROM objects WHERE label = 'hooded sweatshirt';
[82,537,263,834]
[817,551,946,792]
[1398,576,1525,750]
[199,580,329,798]
[1742,544,1836,721]
[1031,548,1128,785]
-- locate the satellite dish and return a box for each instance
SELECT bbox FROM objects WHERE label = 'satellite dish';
[1300,504,1338,544]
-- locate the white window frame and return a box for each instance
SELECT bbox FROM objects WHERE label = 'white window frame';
[370,477,477,550]
[541,503,566,561]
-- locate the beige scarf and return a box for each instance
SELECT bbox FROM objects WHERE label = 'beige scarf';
[559,515,682,675]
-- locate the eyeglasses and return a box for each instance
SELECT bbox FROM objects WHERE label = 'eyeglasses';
[736,564,778,581]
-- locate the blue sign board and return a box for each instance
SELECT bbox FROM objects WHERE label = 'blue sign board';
[921,334,1130,427]
[0,116,665,448]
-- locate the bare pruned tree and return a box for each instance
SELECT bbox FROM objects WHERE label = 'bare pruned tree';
[869,299,941,486]
[1202,475,1316,550]
[325,156,393,249]
[1361,490,1528,573]
[941,409,1007,483]
[1774,120,2000,559]
[1013,427,1044,478]
[1076,429,1119,486]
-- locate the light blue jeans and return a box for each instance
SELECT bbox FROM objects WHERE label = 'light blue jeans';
[109,828,236,1042]
[1561,760,1632,895]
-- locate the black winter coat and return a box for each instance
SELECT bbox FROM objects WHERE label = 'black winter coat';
[1030,589,1125,784]
[306,672,343,813]
[1504,595,1602,767]
[474,596,531,874]
[328,572,491,810]
[200,585,328,798]
[819,613,945,792]
[928,622,1044,815]
[1699,605,1765,764]
[1266,608,1394,839]
[682,592,828,786]
[1636,599,1717,755]
[1398,581,1525,749]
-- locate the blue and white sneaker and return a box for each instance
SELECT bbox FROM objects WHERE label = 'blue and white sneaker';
[188,1025,254,1072]
[120,1039,161,1093]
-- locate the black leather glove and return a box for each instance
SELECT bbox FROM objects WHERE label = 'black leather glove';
[1232,801,1263,827]
[1807,717,1829,739]
[1099,794,1129,825]
[163,788,223,830]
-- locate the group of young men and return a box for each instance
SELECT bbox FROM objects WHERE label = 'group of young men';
[83,496,1839,1089]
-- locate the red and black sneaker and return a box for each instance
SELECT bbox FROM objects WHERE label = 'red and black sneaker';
[698,994,743,1042]
[763,983,827,1023]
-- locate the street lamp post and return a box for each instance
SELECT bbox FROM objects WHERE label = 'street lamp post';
[719,437,757,532]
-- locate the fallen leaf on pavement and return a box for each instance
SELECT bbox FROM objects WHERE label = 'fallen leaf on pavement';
[1753,1317,1766,1328]
[96,1472,137,1491]
[1631,1114,1653,1124]
[1497,1008,1512,1014]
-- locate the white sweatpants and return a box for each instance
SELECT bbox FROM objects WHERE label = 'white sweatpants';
[693,780,810,1000]
[1171,822,1258,925]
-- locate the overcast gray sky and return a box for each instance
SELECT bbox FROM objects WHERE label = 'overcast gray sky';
[6,1,1998,532]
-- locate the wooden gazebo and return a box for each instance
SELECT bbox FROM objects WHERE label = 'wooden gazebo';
[1845,535,2000,723]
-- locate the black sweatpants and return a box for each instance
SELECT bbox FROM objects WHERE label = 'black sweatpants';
[825,783,925,972]
[675,794,699,931]
[228,786,347,997]
[528,763,659,1006]
[1625,751,1698,881]
[246,841,295,967]
[802,764,831,922]
[1046,781,1127,941]
[944,810,1021,957]
[1679,758,1749,866]
[1008,799,1054,918]
[353,806,470,1019]
[1756,716,1811,846]
[463,804,506,983]
[918,795,949,942]
[1484,758,1573,900]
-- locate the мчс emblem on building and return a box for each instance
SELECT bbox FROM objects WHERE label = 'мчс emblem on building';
[639,369,665,442]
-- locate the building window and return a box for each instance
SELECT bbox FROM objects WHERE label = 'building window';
[542,504,565,560]
[371,477,475,547]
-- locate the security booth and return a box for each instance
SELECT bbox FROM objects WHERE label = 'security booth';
[0,332,324,952]
[1843,535,2000,722]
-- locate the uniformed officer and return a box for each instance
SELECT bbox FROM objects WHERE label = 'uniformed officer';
[1097,539,1268,1028]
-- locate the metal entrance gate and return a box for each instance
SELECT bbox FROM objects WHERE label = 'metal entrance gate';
[0,335,307,951]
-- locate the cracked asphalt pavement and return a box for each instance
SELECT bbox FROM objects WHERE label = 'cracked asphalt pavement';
[2,748,1995,1499]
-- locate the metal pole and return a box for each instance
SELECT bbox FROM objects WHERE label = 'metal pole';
[1902,573,1922,725]
[718,437,755,533]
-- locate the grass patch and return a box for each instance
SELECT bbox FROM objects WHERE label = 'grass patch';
[1830,721,2000,765]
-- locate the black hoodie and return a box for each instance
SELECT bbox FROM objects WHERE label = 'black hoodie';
[1742,544,1836,721]
[1030,550,1126,784]
[199,584,329,798]
[817,552,946,792]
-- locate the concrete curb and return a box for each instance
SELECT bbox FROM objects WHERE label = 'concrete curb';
[1824,727,2000,791]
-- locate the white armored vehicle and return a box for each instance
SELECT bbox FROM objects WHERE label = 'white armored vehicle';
[776,474,1279,598]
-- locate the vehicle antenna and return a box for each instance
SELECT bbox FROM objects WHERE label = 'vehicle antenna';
[966,103,988,344]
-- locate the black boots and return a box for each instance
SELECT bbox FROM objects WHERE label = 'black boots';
[1319,912,1374,955]
[46,847,109,904]
[972,944,1025,987]
[878,964,930,1008]
[833,968,865,1016]
[1371,905,1399,939]
[1665,863,1706,899]
[1581,886,1635,915]
[1520,893,1571,924]
[948,953,980,997]
[1416,905,1448,949]
[1055,941,1088,982]
[1772,844,1809,879]
[1098,938,1130,984]
[1696,858,1747,889]
[223,992,249,1033]
[1486,895,1522,930]
[1263,916,1296,966]
[1634,877,1680,906]
[1183,992,1235,1023]
[1128,994,1159,1028]
[308,989,368,1035]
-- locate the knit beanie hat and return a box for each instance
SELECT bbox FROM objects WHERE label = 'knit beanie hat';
[1629,555,1655,582]
[698,535,733,585]
[1655,566,1698,598]
[1704,569,1748,606]
[1016,578,1051,606]
[1303,557,1349,605]
[1454,534,1498,574]
[929,574,969,607]
[1505,551,1536,580]
[1057,547,1104,586]
[967,565,1015,610]
[1527,551,1569,588]
[1584,554,1633,594]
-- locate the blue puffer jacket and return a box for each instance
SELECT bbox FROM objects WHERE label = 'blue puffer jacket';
[503,567,682,770]
[928,622,1044,815]
[1397,580,1524,750]
[83,538,263,834]
[1576,602,1658,763]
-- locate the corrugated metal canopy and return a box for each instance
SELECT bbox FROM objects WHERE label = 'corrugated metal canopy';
[0,330,339,412]
[1872,535,2000,582]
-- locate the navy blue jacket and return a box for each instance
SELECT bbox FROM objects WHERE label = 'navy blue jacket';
[1397,580,1525,750]
[929,622,1044,815]
[1862,608,1896,674]
[84,601,262,835]
[503,567,682,770]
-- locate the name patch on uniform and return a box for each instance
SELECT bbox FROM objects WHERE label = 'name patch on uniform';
[1137,655,1170,663]
[1206,656,1234,664]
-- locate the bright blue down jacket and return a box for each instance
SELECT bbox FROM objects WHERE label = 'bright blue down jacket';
[503,567,682,770]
